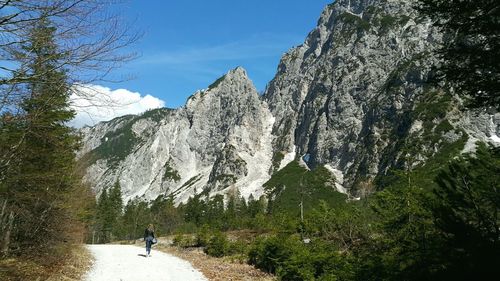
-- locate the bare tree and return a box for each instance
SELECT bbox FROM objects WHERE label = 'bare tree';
[0,199,14,256]
[0,0,140,178]
[0,1,139,259]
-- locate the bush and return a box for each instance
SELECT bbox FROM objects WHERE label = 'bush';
[248,234,302,274]
[248,235,354,280]
[226,239,248,256]
[204,231,228,257]
[195,225,212,247]
[172,233,196,248]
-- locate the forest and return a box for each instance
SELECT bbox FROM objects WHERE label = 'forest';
[0,0,498,280]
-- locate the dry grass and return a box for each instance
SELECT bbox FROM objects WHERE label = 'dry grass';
[46,245,93,281]
[0,244,92,281]
[0,256,47,281]
[156,243,276,281]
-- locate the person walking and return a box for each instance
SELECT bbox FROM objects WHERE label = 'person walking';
[143,224,155,257]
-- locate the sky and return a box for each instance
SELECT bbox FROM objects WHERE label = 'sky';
[71,0,332,127]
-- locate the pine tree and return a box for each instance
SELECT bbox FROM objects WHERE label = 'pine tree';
[95,188,110,243]
[108,181,124,238]
[184,195,205,226]
[0,15,79,254]
[122,198,150,240]
[160,195,182,234]
[432,144,500,279]
[417,0,500,109]
[93,182,124,242]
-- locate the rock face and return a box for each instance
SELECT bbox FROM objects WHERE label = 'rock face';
[79,67,275,203]
[78,0,499,203]
[266,0,439,186]
[264,0,499,193]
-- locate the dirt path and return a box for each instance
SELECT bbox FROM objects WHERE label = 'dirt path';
[84,244,207,281]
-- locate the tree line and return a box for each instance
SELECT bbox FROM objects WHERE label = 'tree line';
[189,146,499,281]
[89,144,499,280]
[87,184,268,244]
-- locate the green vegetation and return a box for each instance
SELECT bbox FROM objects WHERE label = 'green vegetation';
[0,10,103,279]
[270,151,285,173]
[92,120,142,167]
[73,2,499,281]
[84,109,173,169]
[208,74,226,90]
[203,231,229,257]
[89,142,499,281]
[264,161,346,215]
[418,0,499,109]
[214,174,237,184]
[90,181,124,243]
[399,15,412,25]
[141,108,171,123]
[170,175,203,197]
[383,52,429,92]
[249,234,354,280]
[163,161,181,182]
[339,12,371,32]
[379,14,398,30]
[0,15,84,256]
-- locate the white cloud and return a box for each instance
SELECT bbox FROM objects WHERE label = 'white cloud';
[69,84,165,128]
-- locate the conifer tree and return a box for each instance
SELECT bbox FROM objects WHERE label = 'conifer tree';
[418,0,500,109]
[160,195,182,234]
[0,14,79,254]
[108,181,124,238]
[432,145,500,279]
[121,198,150,240]
[95,188,110,243]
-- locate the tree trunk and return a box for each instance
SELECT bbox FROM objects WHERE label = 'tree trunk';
[0,200,6,226]
[1,199,8,255]
[1,210,14,256]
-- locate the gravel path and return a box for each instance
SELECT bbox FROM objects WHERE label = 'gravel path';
[84,244,207,281]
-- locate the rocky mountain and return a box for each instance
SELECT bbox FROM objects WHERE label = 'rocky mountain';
[78,0,499,203]
[266,0,499,195]
[78,67,275,203]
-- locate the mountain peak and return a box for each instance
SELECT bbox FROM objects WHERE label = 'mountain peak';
[227,66,247,77]
[205,66,250,91]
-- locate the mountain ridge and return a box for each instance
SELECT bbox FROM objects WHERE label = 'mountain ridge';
[78,0,499,203]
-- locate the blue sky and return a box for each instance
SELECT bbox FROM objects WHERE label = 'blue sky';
[103,0,332,109]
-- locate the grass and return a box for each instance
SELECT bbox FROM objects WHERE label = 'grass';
[157,242,276,281]
[0,245,92,281]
